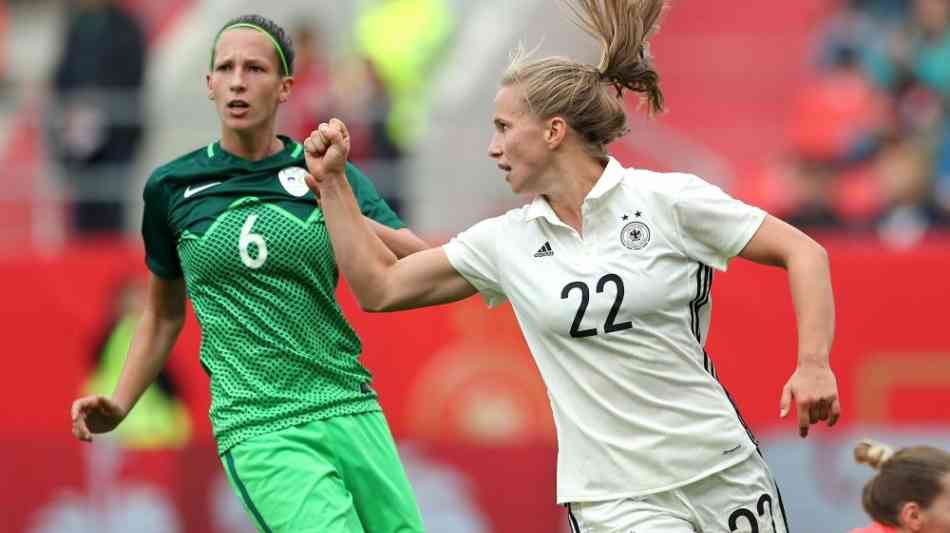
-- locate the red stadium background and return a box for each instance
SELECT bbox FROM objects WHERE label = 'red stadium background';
[3,237,949,533]
[3,0,950,531]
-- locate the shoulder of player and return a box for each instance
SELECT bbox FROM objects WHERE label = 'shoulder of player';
[145,143,216,190]
[506,202,540,225]
[451,206,524,241]
[494,203,550,236]
[617,167,706,203]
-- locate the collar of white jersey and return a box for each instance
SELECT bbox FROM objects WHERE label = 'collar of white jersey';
[524,157,626,223]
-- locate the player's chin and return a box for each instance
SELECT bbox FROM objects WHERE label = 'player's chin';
[504,173,522,194]
[221,114,261,132]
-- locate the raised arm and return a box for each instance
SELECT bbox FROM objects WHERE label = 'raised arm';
[738,214,840,437]
[366,218,430,259]
[71,274,186,441]
[304,120,476,311]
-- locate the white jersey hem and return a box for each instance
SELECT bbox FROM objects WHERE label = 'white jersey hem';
[555,446,755,504]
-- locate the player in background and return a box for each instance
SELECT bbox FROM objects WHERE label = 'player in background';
[851,440,950,533]
[70,14,427,533]
[303,0,841,531]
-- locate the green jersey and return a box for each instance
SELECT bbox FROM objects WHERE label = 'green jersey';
[142,136,403,453]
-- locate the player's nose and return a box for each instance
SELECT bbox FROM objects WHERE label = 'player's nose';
[488,135,502,159]
[229,70,247,92]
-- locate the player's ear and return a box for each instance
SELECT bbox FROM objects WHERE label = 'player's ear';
[207,74,214,100]
[545,117,567,150]
[898,502,923,529]
[278,76,294,104]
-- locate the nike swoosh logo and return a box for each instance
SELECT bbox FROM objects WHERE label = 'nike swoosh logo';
[183,182,222,198]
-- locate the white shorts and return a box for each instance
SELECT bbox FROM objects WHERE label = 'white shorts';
[565,452,790,533]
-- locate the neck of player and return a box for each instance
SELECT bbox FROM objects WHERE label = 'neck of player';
[543,152,606,235]
[220,122,284,162]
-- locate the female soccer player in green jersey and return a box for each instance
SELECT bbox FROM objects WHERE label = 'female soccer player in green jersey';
[71,14,428,533]
[304,1,842,531]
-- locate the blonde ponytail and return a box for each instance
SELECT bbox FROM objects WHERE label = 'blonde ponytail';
[502,0,667,157]
[562,0,665,112]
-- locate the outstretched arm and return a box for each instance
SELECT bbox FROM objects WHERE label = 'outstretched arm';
[304,120,476,311]
[71,274,186,441]
[739,215,840,438]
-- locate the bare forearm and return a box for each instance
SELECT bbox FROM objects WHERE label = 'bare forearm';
[320,175,399,308]
[739,217,835,368]
[786,244,834,367]
[304,119,461,310]
[112,312,183,413]
[366,218,430,258]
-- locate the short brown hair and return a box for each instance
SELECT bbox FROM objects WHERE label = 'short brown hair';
[501,0,666,158]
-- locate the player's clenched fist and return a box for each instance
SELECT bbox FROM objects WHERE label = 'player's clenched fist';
[71,395,127,442]
[303,119,351,194]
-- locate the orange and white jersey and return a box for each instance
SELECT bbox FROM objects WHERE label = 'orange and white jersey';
[443,157,767,503]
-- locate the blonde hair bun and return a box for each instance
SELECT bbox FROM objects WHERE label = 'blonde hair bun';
[854,439,896,469]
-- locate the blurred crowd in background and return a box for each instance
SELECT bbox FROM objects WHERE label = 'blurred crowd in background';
[0,0,455,241]
[278,0,454,219]
[0,0,947,246]
[767,0,950,247]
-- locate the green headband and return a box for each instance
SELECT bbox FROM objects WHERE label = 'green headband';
[210,23,291,76]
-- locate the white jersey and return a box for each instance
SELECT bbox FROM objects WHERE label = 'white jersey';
[442,158,767,503]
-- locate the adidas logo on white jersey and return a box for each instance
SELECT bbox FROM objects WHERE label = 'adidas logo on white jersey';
[534,242,554,257]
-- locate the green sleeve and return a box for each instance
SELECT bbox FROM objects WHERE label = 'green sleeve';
[141,174,183,279]
[345,162,406,230]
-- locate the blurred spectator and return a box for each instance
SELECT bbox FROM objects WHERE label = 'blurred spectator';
[791,45,891,165]
[779,40,891,231]
[352,0,455,218]
[818,1,889,74]
[280,23,333,143]
[865,0,950,98]
[83,276,191,449]
[0,0,7,87]
[279,18,406,216]
[781,158,847,230]
[331,56,405,215]
[852,0,910,21]
[48,0,147,237]
[355,0,454,150]
[937,132,950,210]
[874,139,949,247]
[775,0,950,243]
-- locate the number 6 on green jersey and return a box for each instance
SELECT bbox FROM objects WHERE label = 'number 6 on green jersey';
[239,214,268,269]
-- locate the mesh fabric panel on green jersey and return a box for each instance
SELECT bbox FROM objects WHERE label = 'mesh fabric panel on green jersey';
[141,136,405,453]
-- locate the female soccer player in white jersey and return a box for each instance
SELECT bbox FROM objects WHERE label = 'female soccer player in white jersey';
[304,1,840,531]
[70,14,427,532]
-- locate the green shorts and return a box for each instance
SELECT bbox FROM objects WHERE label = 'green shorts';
[221,411,425,533]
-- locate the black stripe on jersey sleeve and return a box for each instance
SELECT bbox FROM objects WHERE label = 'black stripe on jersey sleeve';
[689,264,712,344]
